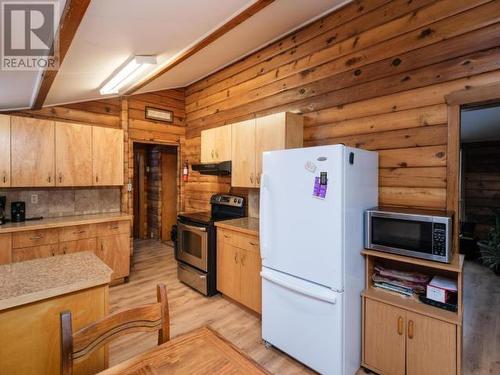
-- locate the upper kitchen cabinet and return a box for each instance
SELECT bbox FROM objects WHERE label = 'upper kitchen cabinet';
[231,112,303,188]
[200,124,231,163]
[55,122,93,187]
[92,126,124,186]
[231,119,256,187]
[11,117,55,187]
[0,115,10,187]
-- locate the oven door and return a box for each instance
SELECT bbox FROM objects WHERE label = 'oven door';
[176,222,208,272]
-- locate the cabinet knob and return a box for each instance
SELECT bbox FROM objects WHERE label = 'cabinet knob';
[47,175,51,183]
[2,175,6,183]
[250,173,254,183]
[397,316,404,336]
[59,173,63,183]
[234,253,238,264]
[211,150,214,158]
[96,175,99,183]
[408,320,414,339]
[256,175,260,185]
[240,253,246,266]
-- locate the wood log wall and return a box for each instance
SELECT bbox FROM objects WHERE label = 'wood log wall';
[182,0,500,212]
[463,141,500,239]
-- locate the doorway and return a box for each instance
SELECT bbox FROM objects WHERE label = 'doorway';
[133,143,178,242]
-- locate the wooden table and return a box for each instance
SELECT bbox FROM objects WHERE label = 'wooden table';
[98,326,270,375]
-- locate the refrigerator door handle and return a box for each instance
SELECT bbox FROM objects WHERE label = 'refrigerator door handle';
[261,270,337,305]
[259,173,270,260]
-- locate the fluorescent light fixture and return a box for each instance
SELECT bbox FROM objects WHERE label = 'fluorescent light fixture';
[100,55,157,95]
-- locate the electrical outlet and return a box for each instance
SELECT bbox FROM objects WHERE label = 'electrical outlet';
[127,183,132,192]
[31,194,38,204]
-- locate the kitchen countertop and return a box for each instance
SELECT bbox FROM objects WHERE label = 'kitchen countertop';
[0,212,132,234]
[215,217,259,236]
[0,251,112,311]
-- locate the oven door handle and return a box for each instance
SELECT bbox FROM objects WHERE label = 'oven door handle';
[181,224,207,232]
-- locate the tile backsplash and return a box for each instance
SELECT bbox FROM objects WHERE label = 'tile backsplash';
[0,188,121,219]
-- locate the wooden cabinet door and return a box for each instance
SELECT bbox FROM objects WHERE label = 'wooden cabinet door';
[231,119,256,187]
[92,127,124,186]
[200,128,217,163]
[12,244,59,262]
[216,236,241,301]
[406,312,456,375]
[255,113,286,187]
[0,234,12,265]
[97,234,130,280]
[364,299,406,375]
[55,122,92,186]
[0,115,10,187]
[60,238,97,255]
[11,116,55,187]
[239,248,262,313]
[214,125,231,162]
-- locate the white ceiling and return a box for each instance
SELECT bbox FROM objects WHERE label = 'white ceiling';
[461,105,500,143]
[0,0,349,110]
[0,0,67,110]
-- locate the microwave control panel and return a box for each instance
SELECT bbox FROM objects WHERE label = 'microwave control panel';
[432,223,447,256]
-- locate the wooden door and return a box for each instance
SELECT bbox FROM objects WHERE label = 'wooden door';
[231,119,256,187]
[406,312,456,375]
[12,244,59,262]
[200,128,216,163]
[216,237,241,301]
[133,148,146,239]
[214,125,232,162]
[92,127,124,186]
[55,122,92,186]
[0,234,12,265]
[364,299,406,375]
[97,234,130,280]
[161,151,177,241]
[239,248,262,313]
[255,113,286,187]
[0,115,10,187]
[11,116,55,187]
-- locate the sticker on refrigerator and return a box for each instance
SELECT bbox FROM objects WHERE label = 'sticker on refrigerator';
[305,161,317,173]
[313,172,328,199]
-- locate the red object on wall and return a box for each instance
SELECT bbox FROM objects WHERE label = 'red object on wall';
[182,160,189,182]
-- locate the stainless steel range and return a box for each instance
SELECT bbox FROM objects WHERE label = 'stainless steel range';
[175,194,245,296]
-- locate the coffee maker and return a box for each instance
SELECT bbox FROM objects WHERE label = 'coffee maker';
[11,201,26,223]
[0,196,5,225]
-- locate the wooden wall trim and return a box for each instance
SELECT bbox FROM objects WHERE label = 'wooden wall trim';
[445,82,500,106]
[446,104,460,253]
[124,0,276,95]
[32,0,92,109]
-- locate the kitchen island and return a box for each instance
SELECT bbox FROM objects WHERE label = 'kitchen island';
[0,251,112,375]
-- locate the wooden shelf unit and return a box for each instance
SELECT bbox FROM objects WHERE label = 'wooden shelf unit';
[361,249,464,375]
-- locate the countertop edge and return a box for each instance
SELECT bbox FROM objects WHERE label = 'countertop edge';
[215,220,259,237]
[0,213,133,234]
[0,276,111,311]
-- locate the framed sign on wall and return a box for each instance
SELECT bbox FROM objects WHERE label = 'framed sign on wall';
[145,106,174,123]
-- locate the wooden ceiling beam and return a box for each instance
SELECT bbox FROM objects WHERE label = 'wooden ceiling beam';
[125,0,275,95]
[32,0,92,109]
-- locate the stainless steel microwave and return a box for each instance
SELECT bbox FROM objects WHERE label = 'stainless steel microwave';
[365,207,453,263]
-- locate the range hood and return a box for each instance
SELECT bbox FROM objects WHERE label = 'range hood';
[191,161,231,176]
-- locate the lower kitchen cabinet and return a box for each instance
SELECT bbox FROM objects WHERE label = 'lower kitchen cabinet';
[97,233,130,280]
[363,298,457,375]
[217,228,261,313]
[0,218,131,282]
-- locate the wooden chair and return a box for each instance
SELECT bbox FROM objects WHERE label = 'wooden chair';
[60,284,170,375]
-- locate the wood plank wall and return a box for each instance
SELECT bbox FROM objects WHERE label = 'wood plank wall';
[182,0,500,212]
[463,141,500,239]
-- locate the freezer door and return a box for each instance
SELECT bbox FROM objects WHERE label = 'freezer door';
[261,268,343,375]
[260,145,344,289]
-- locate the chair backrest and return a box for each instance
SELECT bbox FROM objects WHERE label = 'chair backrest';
[60,284,169,375]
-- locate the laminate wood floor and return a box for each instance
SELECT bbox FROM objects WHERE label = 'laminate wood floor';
[109,240,500,375]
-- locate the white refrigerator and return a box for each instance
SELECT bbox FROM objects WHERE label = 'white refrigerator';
[260,144,378,375]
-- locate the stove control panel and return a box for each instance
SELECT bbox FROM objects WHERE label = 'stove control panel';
[211,194,244,208]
